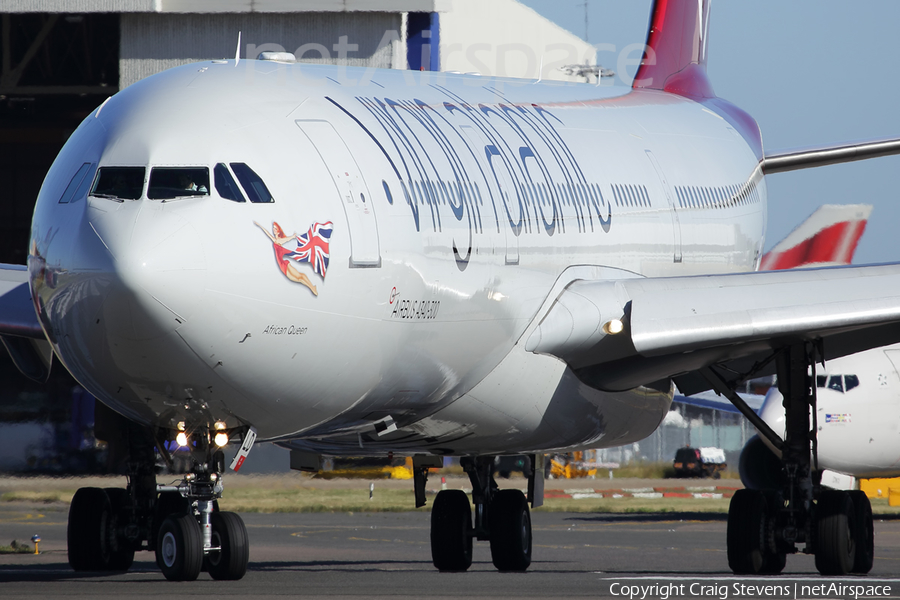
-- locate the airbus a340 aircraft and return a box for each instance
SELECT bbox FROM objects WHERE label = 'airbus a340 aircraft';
[5,0,900,581]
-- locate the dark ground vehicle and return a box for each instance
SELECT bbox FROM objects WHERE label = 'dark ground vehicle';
[673,446,726,478]
[493,455,532,478]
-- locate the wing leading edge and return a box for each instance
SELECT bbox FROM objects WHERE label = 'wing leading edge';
[0,264,52,382]
[525,263,900,396]
[763,137,900,174]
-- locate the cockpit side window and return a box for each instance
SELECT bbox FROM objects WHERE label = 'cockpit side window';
[816,375,827,388]
[148,167,210,200]
[827,376,843,393]
[59,163,92,204]
[844,374,860,392]
[230,163,274,203]
[214,163,245,202]
[92,167,145,200]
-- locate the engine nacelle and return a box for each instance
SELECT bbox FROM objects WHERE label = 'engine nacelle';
[739,434,784,490]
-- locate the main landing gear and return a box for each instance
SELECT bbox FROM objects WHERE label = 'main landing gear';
[428,456,542,572]
[715,344,874,575]
[67,416,250,581]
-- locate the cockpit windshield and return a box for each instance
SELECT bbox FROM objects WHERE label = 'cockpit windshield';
[816,374,860,394]
[148,167,210,200]
[91,167,145,200]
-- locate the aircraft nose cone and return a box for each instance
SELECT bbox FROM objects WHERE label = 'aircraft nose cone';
[91,203,207,340]
[758,388,786,434]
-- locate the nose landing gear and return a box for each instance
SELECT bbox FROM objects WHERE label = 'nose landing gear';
[66,420,250,581]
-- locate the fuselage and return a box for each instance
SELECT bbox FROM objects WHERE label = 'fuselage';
[28,60,766,455]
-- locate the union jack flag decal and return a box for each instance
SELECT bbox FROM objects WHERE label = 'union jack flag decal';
[289,221,333,278]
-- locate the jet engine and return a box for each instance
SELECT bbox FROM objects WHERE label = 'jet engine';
[738,434,784,490]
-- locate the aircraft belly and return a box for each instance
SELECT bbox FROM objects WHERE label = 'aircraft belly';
[278,340,671,455]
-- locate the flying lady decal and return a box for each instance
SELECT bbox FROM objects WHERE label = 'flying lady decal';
[255,220,334,296]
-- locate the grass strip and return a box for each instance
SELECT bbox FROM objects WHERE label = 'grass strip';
[4,483,900,516]
[0,542,32,554]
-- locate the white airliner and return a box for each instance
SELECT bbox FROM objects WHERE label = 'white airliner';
[744,346,900,484]
[5,0,900,581]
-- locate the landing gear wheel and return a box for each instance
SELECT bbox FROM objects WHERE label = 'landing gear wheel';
[154,491,191,569]
[815,490,856,575]
[489,489,532,572]
[206,512,250,580]
[68,487,111,571]
[727,489,770,574]
[848,490,874,574]
[760,549,786,575]
[431,490,473,572]
[157,514,203,581]
[104,488,135,571]
[758,492,785,575]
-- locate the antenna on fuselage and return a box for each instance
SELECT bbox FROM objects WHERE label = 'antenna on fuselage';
[534,54,544,84]
[235,31,242,66]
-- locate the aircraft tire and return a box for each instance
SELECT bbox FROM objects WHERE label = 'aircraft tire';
[68,487,112,571]
[430,490,473,571]
[489,489,531,572]
[157,515,203,581]
[153,491,191,568]
[727,489,768,574]
[758,492,786,574]
[815,490,856,576]
[848,490,874,574]
[207,512,250,580]
[760,550,786,574]
[103,488,135,571]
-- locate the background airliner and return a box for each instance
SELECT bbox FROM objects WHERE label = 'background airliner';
[3,0,900,581]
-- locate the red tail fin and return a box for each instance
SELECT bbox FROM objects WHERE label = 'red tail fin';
[760,204,872,271]
[633,0,714,98]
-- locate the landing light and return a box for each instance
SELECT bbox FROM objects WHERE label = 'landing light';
[603,319,624,335]
[176,432,188,447]
[214,432,229,447]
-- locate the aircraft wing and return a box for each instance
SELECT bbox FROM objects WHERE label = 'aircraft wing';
[763,137,900,173]
[0,264,42,338]
[525,263,900,395]
[0,263,52,382]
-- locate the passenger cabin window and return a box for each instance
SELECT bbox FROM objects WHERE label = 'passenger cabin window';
[148,167,210,200]
[231,163,274,203]
[59,163,93,204]
[215,163,245,202]
[91,167,145,200]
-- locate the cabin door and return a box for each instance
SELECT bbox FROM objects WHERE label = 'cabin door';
[296,120,381,267]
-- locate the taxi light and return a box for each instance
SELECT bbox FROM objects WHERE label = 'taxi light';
[603,319,624,335]
[176,432,188,447]
[214,432,229,447]
[214,421,227,430]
